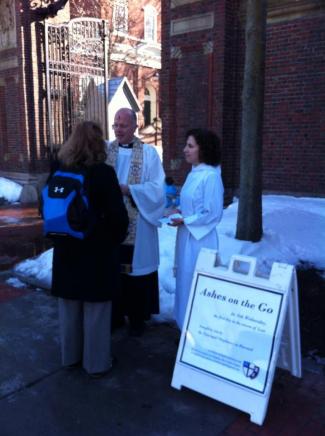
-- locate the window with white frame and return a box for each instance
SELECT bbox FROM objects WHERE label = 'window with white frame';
[113,0,128,33]
[144,5,157,42]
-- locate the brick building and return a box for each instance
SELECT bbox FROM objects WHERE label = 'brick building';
[161,0,325,197]
[0,0,161,201]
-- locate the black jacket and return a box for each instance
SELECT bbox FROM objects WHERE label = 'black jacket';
[51,162,129,302]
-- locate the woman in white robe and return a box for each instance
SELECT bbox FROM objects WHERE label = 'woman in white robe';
[171,128,224,329]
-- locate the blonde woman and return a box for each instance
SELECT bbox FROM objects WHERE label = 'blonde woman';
[50,121,128,378]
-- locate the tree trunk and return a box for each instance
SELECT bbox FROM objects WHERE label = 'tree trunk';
[236,0,267,242]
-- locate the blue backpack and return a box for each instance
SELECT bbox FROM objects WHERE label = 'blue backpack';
[41,170,92,239]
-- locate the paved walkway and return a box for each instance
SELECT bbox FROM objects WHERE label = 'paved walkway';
[0,205,324,435]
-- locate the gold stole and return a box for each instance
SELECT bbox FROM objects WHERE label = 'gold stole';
[106,137,143,247]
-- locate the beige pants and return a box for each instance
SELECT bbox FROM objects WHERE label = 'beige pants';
[58,298,112,374]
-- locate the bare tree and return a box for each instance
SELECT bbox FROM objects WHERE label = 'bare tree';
[236,0,268,242]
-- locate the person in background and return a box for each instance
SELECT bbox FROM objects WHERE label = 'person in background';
[165,176,180,209]
[170,128,224,330]
[106,108,165,336]
[51,121,128,378]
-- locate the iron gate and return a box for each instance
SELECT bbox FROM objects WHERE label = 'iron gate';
[45,18,109,154]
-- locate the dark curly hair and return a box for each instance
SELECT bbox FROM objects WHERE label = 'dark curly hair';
[186,128,221,166]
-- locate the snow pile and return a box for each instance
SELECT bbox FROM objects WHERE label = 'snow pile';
[0,177,22,203]
[218,196,325,275]
[12,195,325,323]
[14,249,53,290]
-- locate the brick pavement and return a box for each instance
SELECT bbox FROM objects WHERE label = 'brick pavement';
[0,282,31,303]
[223,366,325,435]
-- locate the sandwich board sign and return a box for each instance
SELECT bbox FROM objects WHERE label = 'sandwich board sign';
[171,249,301,426]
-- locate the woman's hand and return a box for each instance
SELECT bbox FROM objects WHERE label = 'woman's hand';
[169,217,184,226]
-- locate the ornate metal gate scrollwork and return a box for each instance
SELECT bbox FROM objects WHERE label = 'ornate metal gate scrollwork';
[45,18,109,154]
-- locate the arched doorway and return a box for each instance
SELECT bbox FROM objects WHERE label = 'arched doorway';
[143,85,157,126]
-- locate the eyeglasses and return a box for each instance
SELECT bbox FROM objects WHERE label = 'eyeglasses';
[112,123,129,129]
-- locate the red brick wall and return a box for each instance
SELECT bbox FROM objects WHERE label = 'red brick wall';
[0,0,160,177]
[64,0,161,134]
[0,2,52,174]
[108,0,161,127]
[263,13,325,194]
[162,1,325,196]
[221,0,241,196]
[70,0,161,41]
[161,0,224,185]
[1,75,22,170]
[162,0,240,188]
[128,0,161,42]
[0,0,25,173]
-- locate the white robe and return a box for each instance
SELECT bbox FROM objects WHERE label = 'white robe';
[174,163,224,329]
[106,141,166,276]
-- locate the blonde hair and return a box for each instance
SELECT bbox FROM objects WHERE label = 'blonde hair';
[58,121,107,168]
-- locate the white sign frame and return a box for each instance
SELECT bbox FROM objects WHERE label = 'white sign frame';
[171,250,301,426]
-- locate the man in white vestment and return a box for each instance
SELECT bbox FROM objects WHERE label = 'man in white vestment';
[106,108,165,336]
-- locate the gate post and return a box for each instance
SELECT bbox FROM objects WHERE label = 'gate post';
[44,21,54,158]
[102,20,110,140]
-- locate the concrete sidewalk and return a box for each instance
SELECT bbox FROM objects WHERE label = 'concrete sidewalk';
[0,277,324,436]
[0,204,324,435]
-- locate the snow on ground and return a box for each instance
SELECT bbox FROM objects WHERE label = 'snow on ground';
[13,195,325,323]
[6,277,27,288]
[0,177,22,203]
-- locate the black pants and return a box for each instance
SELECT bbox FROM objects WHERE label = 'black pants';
[111,245,159,330]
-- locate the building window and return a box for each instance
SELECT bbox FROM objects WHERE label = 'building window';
[144,5,157,42]
[113,0,128,33]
